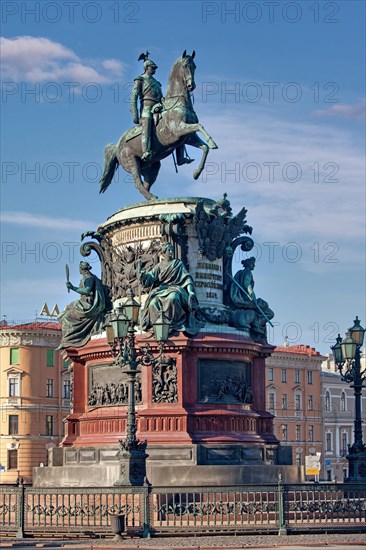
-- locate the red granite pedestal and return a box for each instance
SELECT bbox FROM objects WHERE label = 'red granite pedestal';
[63,332,275,448]
[37,330,297,487]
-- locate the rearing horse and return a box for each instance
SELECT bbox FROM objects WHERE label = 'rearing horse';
[99,51,218,201]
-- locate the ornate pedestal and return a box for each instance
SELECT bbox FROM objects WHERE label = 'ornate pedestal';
[34,197,302,487]
[346,447,366,482]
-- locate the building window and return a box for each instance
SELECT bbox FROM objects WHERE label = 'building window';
[46,379,54,398]
[295,369,300,383]
[63,380,71,399]
[268,368,273,381]
[281,424,288,441]
[307,370,313,384]
[296,425,301,441]
[7,449,18,470]
[10,348,19,365]
[340,392,346,412]
[327,469,332,481]
[308,395,314,410]
[281,369,286,382]
[8,415,18,435]
[282,394,288,410]
[268,392,275,410]
[47,350,54,366]
[325,391,331,411]
[308,425,314,442]
[326,432,332,451]
[295,453,302,466]
[295,394,301,411]
[8,377,19,397]
[46,415,54,436]
[341,433,347,456]
[343,468,348,480]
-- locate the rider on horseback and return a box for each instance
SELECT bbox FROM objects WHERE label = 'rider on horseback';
[131,52,194,165]
[100,50,217,200]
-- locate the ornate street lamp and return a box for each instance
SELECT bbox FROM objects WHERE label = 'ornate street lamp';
[331,317,366,482]
[104,289,170,486]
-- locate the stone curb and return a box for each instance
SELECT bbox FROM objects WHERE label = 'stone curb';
[1,543,366,549]
[1,536,366,549]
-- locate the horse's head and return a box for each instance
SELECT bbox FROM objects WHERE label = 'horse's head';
[180,50,196,92]
[168,50,196,96]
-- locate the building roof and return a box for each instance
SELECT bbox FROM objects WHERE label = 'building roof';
[274,344,323,357]
[0,320,61,332]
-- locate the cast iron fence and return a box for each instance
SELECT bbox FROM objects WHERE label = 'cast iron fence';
[1,481,365,538]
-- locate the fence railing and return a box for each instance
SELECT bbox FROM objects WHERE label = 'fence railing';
[1,482,365,538]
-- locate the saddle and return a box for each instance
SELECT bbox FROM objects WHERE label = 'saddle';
[124,104,163,143]
[123,125,143,143]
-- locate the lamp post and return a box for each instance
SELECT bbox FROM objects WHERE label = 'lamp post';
[331,316,366,482]
[105,289,169,486]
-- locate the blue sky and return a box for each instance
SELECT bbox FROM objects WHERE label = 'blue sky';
[1,0,365,354]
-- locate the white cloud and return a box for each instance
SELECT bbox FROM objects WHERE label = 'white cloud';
[313,98,366,119]
[0,36,125,83]
[101,59,124,74]
[180,107,365,264]
[1,211,96,231]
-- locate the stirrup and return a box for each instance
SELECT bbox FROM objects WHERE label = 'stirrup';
[141,151,153,161]
[177,157,195,166]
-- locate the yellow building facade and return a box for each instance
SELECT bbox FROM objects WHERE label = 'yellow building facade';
[0,321,70,484]
[266,344,324,474]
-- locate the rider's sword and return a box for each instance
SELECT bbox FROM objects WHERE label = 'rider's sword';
[228,274,274,327]
[65,264,70,293]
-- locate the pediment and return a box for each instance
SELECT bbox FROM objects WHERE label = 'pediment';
[4,366,25,376]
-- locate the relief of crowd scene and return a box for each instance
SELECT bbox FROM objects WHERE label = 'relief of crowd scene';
[88,378,142,407]
[200,373,252,404]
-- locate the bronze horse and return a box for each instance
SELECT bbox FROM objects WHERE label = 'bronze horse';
[99,51,218,200]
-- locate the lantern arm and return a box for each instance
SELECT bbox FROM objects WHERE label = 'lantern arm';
[138,341,166,367]
[361,365,366,383]
[338,352,366,386]
[339,365,355,385]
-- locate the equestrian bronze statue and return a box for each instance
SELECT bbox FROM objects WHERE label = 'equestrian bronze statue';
[99,50,218,201]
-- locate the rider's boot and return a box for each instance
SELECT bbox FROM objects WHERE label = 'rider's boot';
[176,145,194,165]
[141,117,153,162]
[177,157,195,165]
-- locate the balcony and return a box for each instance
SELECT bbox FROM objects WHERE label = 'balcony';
[3,397,21,407]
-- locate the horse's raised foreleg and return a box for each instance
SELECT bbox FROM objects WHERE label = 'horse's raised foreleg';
[185,133,209,180]
[176,122,218,150]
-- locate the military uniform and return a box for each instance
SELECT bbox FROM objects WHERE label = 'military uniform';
[130,54,193,164]
[130,58,162,161]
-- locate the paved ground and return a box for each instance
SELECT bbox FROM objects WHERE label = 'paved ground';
[1,533,366,550]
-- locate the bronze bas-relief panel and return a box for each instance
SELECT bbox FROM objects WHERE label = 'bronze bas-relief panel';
[88,363,142,407]
[198,359,252,404]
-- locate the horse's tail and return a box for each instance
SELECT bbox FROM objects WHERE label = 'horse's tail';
[99,143,118,194]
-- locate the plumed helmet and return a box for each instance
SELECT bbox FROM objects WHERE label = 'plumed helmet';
[144,58,158,69]
[138,51,158,70]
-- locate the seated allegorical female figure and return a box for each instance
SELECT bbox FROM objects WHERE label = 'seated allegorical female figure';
[58,261,106,349]
[140,242,203,337]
